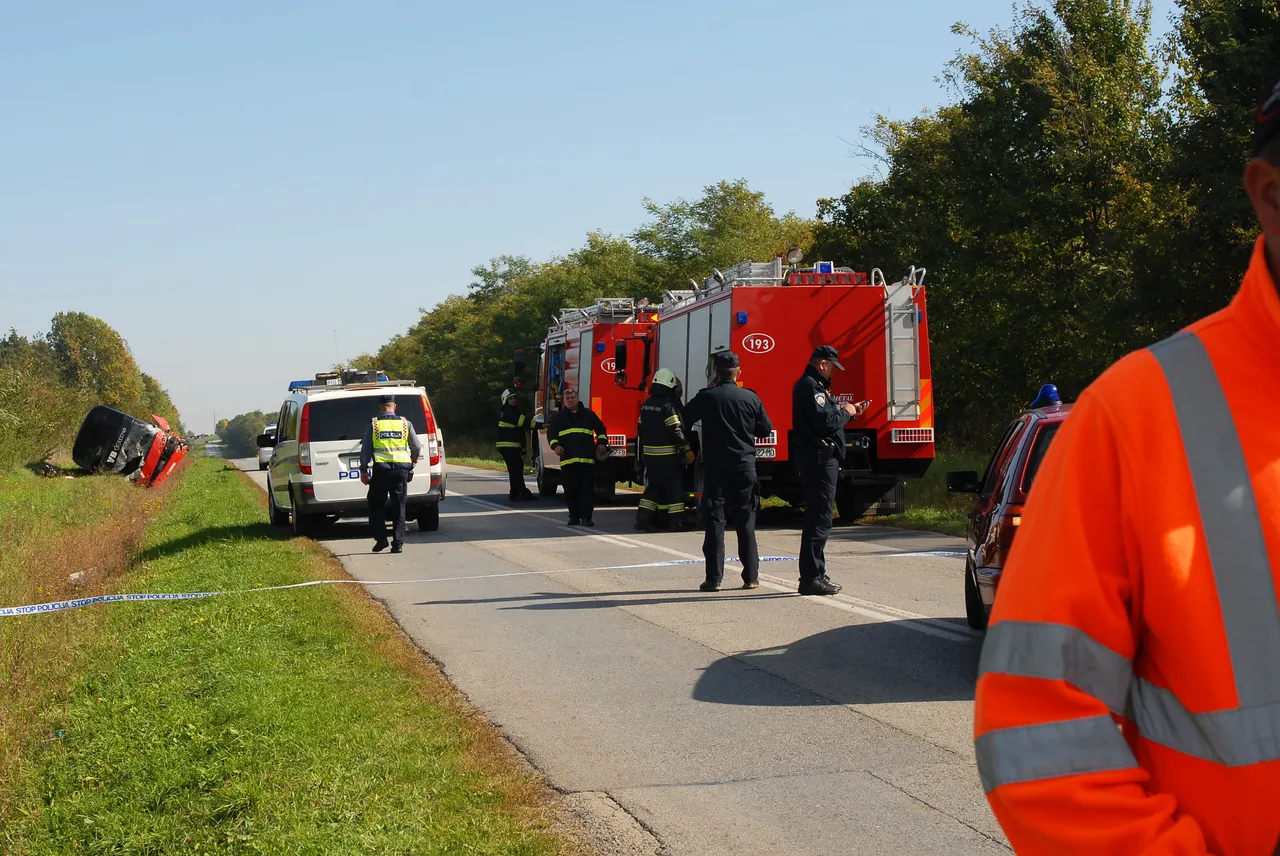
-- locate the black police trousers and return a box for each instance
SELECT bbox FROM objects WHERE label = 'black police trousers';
[700,469,760,586]
[798,453,839,582]
[561,462,595,523]
[368,466,410,546]
[636,456,688,529]
[499,447,530,498]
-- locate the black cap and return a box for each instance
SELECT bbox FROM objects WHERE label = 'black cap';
[711,350,739,369]
[378,394,396,404]
[811,345,845,371]
[1256,66,1280,157]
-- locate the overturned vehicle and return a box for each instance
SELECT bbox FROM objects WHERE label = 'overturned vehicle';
[72,406,189,487]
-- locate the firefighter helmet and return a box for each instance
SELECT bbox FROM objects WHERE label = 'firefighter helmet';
[501,388,516,405]
[652,368,678,389]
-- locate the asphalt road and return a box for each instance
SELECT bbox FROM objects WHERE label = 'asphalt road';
[237,459,1007,855]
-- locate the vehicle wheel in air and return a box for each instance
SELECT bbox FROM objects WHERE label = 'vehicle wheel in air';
[268,484,290,527]
[535,453,558,497]
[965,563,988,631]
[291,487,316,538]
[418,503,440,532]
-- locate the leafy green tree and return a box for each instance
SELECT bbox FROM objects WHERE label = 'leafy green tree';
[47,312,145,409]
[221,411,270,457]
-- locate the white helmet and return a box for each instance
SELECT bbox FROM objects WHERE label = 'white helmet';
[652,368,678,389]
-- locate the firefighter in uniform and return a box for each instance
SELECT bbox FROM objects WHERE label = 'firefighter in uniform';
[683,351,772,592]
[547,386,609,527]
[635,368,695,532]
[793,345,869,596]
[359,395,422,554]
[973,70,1280,855]
[497,389,535,502]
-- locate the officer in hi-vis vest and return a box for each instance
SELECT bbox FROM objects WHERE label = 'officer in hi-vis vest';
[360,395,422,553]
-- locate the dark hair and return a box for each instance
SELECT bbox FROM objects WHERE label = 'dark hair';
[715,366,739,382]
[1263,135,1280,167]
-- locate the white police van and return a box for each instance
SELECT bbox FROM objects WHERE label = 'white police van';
[259,370,447,537]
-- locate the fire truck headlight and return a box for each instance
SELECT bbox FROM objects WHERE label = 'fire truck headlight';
[787,247,804,264]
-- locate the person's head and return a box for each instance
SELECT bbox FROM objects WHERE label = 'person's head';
[809,345,845,380]
[1245,67,1280,271]
[502,388,517,407]
[563,387,580,409]
[379,394,397,413]
[710,351,740,384]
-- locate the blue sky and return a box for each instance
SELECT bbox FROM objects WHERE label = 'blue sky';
[1,0,1178,434]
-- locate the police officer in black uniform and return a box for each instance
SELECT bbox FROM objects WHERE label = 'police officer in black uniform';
[792,345,869,595]
[683,351,772,592]
[635,368,695,532]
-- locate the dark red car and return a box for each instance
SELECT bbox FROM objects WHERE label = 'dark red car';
[947,387,1071,630]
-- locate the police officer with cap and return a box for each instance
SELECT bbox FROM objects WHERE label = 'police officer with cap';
[497,388,536,502]
[683,350,773,591]
[635,368,695,532]
[360,394,423,554]
[792,345,869,594]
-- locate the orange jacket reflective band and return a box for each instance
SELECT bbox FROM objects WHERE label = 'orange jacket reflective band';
[974,236,1280,855]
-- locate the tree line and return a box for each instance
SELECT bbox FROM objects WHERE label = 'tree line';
[0,313,184,471]
[316,1,1278,450]
[214,411,271,458]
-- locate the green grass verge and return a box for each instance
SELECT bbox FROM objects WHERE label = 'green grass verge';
[5,458,570,855]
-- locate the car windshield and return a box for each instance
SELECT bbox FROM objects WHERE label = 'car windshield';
[308,395,427,442]
[1019,422,1062,494]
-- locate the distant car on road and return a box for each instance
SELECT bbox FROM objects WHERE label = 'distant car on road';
[947,385,1071,630]
[257,423,277,470]
[259,372,447,537]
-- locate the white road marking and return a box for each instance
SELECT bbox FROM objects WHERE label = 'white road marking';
[446,487,978,644]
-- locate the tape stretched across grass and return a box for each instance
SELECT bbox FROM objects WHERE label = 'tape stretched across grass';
[0,556,800,617]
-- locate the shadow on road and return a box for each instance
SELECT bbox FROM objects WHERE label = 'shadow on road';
[692,620,982,706]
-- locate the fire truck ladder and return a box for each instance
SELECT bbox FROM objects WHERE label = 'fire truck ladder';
[550,298,637,332]
[877,266,926,422]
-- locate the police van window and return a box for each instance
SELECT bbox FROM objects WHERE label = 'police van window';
[308,395,428,442]
[276,403,292,442]
[979,420,1023,495]
[1019,422,1062,495]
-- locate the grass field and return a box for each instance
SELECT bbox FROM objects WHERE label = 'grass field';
[3,459,575,855]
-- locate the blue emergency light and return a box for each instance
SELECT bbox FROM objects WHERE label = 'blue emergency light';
[815,261,835,274]
[1030,384,1061,409]
[597,342,605,353]
[288,379,313,391]
[736,311,747,324]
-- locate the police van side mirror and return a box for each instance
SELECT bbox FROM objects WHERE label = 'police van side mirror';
[947,471,979,494]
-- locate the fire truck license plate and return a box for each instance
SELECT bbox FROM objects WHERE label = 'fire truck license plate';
[755,448,776,459]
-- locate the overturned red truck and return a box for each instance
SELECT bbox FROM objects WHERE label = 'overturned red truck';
[72,406,189,487]
[617,256,935,519]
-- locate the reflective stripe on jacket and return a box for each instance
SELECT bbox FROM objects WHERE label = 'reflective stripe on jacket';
[974,236,1280,855]
[638,391,689,459]
[547,405,607,467]
[497,403,528,450]
[370,416,412,464]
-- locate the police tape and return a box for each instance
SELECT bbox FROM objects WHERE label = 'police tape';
[0,556,799,618]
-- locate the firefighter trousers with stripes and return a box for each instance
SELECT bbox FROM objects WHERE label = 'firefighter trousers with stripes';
[637,456,688,529]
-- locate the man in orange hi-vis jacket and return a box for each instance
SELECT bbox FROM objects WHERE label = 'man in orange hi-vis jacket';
[974,69,1280,855]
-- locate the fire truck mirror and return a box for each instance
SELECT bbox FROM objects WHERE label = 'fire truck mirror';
[614,339,628,373]
[615,371,627,387]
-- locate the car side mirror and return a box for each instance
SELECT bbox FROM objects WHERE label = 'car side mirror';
[946,470,979,494]
[257,433,277,447]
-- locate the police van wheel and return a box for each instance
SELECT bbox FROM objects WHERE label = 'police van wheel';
[965,563,988,631]
[291,488,316,538]
[268,486,290,527]
[418,504,440,532]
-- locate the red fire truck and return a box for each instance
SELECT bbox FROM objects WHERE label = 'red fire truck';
[522,298,660,499]
[616,256,934,519]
